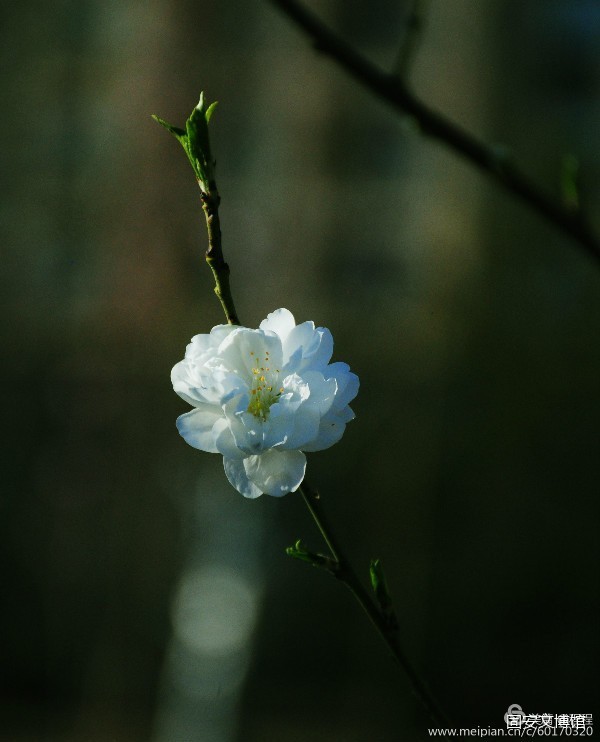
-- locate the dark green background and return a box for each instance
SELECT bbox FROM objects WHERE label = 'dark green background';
[1,1,598,740]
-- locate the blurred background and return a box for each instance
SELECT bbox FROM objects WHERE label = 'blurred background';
[1,1,599,740]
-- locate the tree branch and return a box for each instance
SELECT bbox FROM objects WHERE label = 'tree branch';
[268,0,600,265]
[298,482,449,726]
[393,0,427,80]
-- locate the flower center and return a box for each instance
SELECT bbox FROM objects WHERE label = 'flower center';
[246,350,283,421]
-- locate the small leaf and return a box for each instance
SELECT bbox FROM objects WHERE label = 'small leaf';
[561,153,580,211]
[370,558,398,628]
[151,115,186,143]
[186,93,218,188]
[286,540,338,573]
[205,100,219,123]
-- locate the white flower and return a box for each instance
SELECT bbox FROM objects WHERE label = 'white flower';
[171,308,359,498]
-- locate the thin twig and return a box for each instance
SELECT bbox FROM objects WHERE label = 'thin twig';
[153,100,241,325]
[299,482,449,726]
[268,0,600,264]
[201,185,240,325]
[393,0,427,79]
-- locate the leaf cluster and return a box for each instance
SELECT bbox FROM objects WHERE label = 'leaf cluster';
[152,92,218,193]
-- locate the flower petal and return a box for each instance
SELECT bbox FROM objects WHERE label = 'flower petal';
[282,321,316,366]
[223,457,263,498]
[326,362,359,410]
[259,308,296,341]
[282,323,333,372]
[171,360,205,405]
[171,324,242,406]
[282,404,321,450]
[243,449,306,497]
[262,406,291,449]
[225,403,268,456]
[301,370,337,416]
[218,328,283,380]
[311,328,334,369]
[176,406,223,453]
[213,418,245,459]
[301,417,347,452]
[188,324,236,356]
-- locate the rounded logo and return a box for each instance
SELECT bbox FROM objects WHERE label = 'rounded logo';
[504,704,525,725]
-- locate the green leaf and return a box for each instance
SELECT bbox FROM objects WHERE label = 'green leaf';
[152,92,218,192]
[561,153,580,211]
[151,115,186,144]
[286,540,338,573]
[205,100,219,123]
[369,558,398,628]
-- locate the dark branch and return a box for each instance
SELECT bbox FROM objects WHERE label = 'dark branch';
[298,483,449,726]
[269,0,600,265]
[394,0,427,79]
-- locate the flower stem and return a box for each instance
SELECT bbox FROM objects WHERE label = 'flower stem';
[152,98,241,325]
[299,482,449,726]
[201,187,240,326]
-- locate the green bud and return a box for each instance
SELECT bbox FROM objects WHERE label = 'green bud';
[286,540,338,573]
[152,91,219,193]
